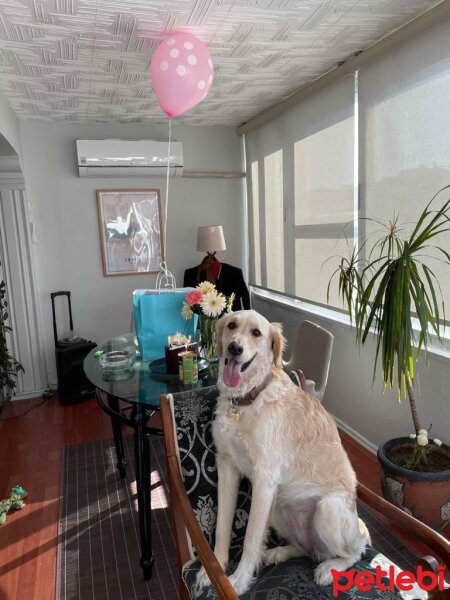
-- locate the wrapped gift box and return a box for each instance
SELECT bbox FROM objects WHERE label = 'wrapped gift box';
[165,342,198,372]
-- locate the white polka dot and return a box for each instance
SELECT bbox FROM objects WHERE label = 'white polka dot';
[187,54,197,65]
[208,74,213,84]
[170,48,179,58]
[160,60,168,71]
[167,38,176,46]
[198,80,205,89]
[177,65,186,76]
[184,41,194,50]
[208,58,213,69]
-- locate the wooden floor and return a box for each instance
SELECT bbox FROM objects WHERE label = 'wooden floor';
[0,394,447,600]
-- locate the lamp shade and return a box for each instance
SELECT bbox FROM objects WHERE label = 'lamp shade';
[197,225,226,253]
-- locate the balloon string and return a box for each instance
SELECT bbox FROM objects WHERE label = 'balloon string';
[161,115,172,271]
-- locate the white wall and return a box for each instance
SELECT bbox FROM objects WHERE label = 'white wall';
[0,91,22,158]
[252,293,450,450]
[0,89,21,159]
[18,121,244,385]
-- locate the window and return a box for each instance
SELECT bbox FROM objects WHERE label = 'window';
[360,20,450,311]
[246,19,450,314]
[246,76,354,308]
[294,116,354,307]
[264,150,284,292]
[250,161,261,286]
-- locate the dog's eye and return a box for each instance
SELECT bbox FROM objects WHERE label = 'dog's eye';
[252,329,261,337]
[228,322,236,330]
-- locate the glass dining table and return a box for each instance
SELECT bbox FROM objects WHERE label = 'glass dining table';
[83,332,218,580]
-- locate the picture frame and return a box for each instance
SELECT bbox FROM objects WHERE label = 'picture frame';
[96,189,164,277]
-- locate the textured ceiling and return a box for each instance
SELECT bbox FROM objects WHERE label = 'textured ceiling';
[0,0,438,125]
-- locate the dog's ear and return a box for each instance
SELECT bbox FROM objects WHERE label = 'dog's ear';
[217,315,226,356]
[270,322,286,369]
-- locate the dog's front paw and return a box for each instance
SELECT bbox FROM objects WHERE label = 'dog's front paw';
[313,562,334,586]
[264,546,283,565]
[196,566,212,589]
[228,571,255,595]
[263,546,290,565]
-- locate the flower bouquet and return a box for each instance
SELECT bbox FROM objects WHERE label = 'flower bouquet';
[181,282,234,361]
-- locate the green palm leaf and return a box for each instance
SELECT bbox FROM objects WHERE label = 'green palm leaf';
[329,186,450,435]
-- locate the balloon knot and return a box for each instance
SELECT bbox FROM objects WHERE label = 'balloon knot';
[168,112,173,120]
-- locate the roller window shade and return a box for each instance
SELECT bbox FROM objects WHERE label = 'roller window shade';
[246,76,355,307]
[359,20,450,312]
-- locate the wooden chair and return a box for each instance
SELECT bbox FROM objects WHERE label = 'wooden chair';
[160,386,450,600]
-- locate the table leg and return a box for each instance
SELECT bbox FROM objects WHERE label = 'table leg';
[132,403,154,580]
[107,393,127,478]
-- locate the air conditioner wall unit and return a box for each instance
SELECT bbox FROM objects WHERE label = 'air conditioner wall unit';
[76,139,183,177]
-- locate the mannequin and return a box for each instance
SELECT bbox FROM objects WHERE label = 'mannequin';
[183,253,250,311]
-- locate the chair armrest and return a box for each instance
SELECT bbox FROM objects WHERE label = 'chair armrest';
[160,393,179,460]
[161,394,192,570]
[357,481,450,570]
[160,394,239,600]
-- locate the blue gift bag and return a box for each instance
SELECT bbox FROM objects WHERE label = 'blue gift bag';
[133,288,198,361]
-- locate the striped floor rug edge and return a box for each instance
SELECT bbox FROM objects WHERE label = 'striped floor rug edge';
[56,434,178,600]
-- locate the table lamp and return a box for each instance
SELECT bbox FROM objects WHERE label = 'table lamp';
[196,225,226,283]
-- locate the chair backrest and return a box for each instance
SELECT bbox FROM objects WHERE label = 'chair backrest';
[169,387,255,559]
[161,388,241,599]
[284,320,333,401]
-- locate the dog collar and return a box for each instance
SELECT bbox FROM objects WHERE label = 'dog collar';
[227,376,271,420]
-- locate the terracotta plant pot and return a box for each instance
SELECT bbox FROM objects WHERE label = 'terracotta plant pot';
[378,437,450,529]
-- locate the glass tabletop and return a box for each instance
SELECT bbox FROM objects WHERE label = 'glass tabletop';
[83,332,219,408]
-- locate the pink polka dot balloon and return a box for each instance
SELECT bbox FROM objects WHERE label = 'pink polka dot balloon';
[150,32,214,118]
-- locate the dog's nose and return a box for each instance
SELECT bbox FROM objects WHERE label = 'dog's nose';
[228,341,243,357]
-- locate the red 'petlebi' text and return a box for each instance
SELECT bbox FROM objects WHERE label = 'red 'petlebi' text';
[331,564,446,597]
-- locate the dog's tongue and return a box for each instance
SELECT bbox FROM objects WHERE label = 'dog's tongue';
[223,359,243,387]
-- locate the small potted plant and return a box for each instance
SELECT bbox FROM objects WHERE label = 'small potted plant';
[329,187,450,528]
[0,280,24,410]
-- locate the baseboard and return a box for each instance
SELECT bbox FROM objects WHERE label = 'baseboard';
[332,413,378,455]
[11,389,47,401]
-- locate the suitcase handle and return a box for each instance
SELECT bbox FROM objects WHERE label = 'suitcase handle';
[51,291,73,345]
[50,291,71,300]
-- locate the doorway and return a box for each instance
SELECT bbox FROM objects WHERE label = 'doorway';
[0,135,46,397]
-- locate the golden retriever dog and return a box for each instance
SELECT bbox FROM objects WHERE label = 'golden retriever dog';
[197,309,370,595]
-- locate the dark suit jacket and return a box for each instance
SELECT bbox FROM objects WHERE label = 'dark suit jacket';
[183,262,251,311]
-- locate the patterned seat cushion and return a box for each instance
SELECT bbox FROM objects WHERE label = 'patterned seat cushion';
[171,386,425,599]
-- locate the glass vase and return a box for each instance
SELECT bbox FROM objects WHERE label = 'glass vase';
[199,315,219,362]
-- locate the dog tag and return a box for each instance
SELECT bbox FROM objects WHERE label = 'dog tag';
[227,407,240,421]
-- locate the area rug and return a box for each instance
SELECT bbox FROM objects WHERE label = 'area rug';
[56,434,178,600]
[57,434,421,600]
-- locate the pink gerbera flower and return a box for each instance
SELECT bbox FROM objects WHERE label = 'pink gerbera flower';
[185,289,203,305]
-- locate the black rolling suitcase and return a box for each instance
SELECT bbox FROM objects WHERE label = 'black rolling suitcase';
[51,291,96,405]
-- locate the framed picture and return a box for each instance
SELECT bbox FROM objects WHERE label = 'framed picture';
[96,189,164,277]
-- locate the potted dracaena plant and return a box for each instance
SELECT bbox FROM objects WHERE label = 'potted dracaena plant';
[0,280,24,411]
[328,186,450,528]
